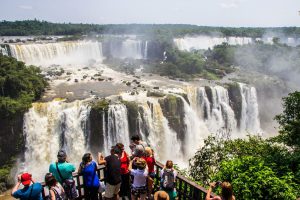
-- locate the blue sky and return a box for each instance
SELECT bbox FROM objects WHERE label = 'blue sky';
[1,0,300,27]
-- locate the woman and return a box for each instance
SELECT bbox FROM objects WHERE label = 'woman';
[45,173,65,200]
[160,160,177,200]
[116,143,131,200]
[206,181,235,200]
[143,147,155,197]
[129,157,148,200]
[78,153,100,200]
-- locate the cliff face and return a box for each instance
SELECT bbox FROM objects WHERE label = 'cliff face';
[0,114,25,165]
[159,95,186,142]
[226,83,243,128]
[0,113,25,192]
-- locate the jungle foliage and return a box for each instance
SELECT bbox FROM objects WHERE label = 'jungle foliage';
[0,54,48,118]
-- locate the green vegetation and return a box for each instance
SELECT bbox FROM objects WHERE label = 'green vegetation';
[2,20,300,37]
[189,92,300,199]
[274,91,300,149]
[90,99,110,112]
[0,54,48,118]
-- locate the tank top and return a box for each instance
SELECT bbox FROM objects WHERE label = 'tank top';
[120,151,130,174]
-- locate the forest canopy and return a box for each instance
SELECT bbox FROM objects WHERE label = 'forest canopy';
[1,20,300,37]
[0,54,48,118]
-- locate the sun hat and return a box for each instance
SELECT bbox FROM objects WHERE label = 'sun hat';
[21,173,32,186]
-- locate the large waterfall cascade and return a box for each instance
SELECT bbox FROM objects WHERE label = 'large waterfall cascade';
[9,41,104,66]
[21,83,261,178]
[22,100,90,180]
[108,39,148,59]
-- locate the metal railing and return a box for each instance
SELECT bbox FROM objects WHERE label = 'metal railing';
[42,162,214,200]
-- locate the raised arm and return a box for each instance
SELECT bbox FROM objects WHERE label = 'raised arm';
[11,174,21,195]
[97,152,106,165]
[206,182,216,200]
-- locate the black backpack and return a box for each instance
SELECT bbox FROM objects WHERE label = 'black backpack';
[161,169,175,191]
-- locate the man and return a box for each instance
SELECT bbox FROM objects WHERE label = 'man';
[49,150,75,185]
[49,150,77,199]
[11,172,43,200]
[98,146,121,200]
[130,135,148,158]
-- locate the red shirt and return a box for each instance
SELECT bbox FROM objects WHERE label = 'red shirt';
[143,156,156,173]
[120,151,130,174]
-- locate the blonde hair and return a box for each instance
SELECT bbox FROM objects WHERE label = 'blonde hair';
[145,147,153,157]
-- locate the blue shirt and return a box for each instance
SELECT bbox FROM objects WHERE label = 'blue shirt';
[49,162,76,184]
[12,183,43,200]
[81,161,100,188]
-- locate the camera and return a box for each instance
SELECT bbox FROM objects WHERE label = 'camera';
[216,181,222,186]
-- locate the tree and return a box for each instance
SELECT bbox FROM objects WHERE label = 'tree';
[275,91,300,149]
[214,156,297,200]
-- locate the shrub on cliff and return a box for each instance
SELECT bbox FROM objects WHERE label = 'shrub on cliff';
[0,54,48,118]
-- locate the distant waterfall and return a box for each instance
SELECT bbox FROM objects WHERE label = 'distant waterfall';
[174,36,253,50]
[107,39,148,59]
[22,100,90,181]
[239,83,261,134]
[9,41,103,66]
[0,45,8,56]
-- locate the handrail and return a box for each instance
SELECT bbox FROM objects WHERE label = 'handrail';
[154,161,215,200]
[42,161,214,200]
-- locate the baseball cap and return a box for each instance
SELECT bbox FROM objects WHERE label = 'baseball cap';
[21,173,32,186]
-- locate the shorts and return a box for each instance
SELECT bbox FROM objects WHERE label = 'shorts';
[131,186,147,196]
[104,182,121,198]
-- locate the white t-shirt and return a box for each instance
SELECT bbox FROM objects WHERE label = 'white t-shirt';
[131,169,148,188]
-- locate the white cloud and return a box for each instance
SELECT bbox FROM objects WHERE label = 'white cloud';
[18,5,33,10]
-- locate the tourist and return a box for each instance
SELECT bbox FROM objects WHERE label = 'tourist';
[154,191,170,200]
[129,157,148,200]
[49,150,78,199]
[116,143,131,200]
[206,181,235,200]
[129,135,148,158]
[78,153,100,200]
[98,146,121,200]
[11,172,43,200]
[160,160,177,200]
[143,147,155,197]
[45,173,65,200]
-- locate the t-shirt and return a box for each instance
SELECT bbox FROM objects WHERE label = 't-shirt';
[12,183,43,200]
[81,161,100,188]
[49,162,76,184]
[49,184,65,199]
[143,156,155,173]
[131,169,148,188]
[105,154,121,185]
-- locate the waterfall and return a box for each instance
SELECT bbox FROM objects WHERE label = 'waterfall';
[138,101,184,164]
[109,39,144,59]
[102,104,131,155]
[22,100,90,181]
[0,45,8,56]
[9,41,103,66]
[177,95,210,159]
[144,41,148,59]
[239,83,261,134]
[174,36,253,51]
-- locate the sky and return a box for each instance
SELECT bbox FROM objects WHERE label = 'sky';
[1,0,300,27]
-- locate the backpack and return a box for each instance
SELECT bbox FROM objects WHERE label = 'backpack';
[56,163,78,199]
[51,188,64,200]
[161,169,175,191]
